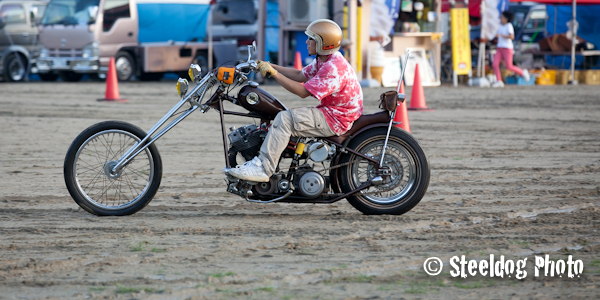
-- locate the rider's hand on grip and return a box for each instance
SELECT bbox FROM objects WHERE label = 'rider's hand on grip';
[257,61,278,78]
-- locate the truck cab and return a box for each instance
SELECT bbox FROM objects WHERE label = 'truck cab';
[36,0,124,81]
[36,0,236,82]
[0,0,47,81]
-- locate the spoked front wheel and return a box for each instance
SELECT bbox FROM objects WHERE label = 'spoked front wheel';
[339,127,430,215]
[64,121,162,216]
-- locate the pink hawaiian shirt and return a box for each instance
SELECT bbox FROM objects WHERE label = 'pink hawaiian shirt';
[302,52,363,135]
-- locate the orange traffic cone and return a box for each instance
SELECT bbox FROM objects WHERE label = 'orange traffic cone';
[98,57,127,102]
[408,64,432,111]
[398,79,405,94]
[393,81,410,132]
[294,51,302,70]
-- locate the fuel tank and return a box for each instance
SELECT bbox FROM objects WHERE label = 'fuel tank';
[237,83,287,119]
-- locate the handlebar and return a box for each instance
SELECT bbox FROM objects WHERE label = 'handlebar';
[236,60,258,75]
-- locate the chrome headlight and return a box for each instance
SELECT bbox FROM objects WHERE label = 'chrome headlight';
[188,64,201,83]
[82,41,100,58]
[176,78,189,97]
[39,46,48,58]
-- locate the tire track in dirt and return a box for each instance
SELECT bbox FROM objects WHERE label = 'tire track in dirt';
[1,84,599,299]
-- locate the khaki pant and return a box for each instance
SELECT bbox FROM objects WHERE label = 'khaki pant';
[258,107,336,176]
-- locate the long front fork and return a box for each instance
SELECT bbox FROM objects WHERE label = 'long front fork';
[110,75,217,174]
[111,99,198,174]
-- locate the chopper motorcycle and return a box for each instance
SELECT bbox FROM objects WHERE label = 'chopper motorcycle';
[63,43,430,216]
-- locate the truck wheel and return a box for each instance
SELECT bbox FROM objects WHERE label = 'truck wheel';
[4,53,27,82]
[192,53,209,77]
[115,51,135,81]
[59,72,83,82]
[39,73,59,81]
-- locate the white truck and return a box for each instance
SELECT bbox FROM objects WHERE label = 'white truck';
[36,0,237,81]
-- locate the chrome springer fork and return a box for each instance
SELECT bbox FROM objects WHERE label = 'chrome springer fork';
[109,74,216,175]
[378,49,410,169]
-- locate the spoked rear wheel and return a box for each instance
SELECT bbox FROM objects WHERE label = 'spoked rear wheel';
[64,121,162,216]
[339,127,430,215]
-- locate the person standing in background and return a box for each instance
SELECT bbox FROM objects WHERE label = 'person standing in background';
[369,0,396,86]
[492,11,530,88]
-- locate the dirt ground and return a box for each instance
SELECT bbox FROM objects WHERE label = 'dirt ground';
[0,80,599,300]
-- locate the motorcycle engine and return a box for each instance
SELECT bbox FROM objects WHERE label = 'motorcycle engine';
[294,169,326,198]
[304,141,332,162]
[228,124,267,161]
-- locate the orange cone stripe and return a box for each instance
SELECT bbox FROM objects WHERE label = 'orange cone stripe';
[98,56,127,103]
[408,63,432,111]
[393,81,410,132]
[294,52,302,70]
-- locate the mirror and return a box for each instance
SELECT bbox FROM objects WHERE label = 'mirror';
[247,41,256,62]
[88,6,98,24]
[0,17,5,30]
[30,9,37,26]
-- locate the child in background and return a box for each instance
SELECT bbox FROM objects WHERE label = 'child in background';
[492,11,530,88]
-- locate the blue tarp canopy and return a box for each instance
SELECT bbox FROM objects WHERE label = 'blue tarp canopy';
[137,0,211,43]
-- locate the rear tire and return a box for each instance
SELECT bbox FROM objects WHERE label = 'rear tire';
[339,127,430,215]
[64,121,162,216]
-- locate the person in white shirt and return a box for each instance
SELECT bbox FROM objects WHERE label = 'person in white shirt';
[492,11,530,88]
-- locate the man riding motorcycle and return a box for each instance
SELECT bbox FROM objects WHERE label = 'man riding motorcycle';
[227,19,364,182]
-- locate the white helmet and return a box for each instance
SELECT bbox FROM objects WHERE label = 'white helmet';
[305,19,343,55]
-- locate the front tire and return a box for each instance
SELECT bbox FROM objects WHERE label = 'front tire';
[339,127,430,215]
[64,121,162,216]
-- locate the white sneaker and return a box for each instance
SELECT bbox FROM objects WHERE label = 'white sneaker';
[222,166,231,175]
[491,81,505,88]
[227,157,269,182]
[522,69,530,82]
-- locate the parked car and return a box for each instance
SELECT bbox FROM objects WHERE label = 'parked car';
[509,3,547,51]
[0,0,48,81]
[469,3,547,50]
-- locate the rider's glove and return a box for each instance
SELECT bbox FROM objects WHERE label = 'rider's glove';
[257,61,278,78]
